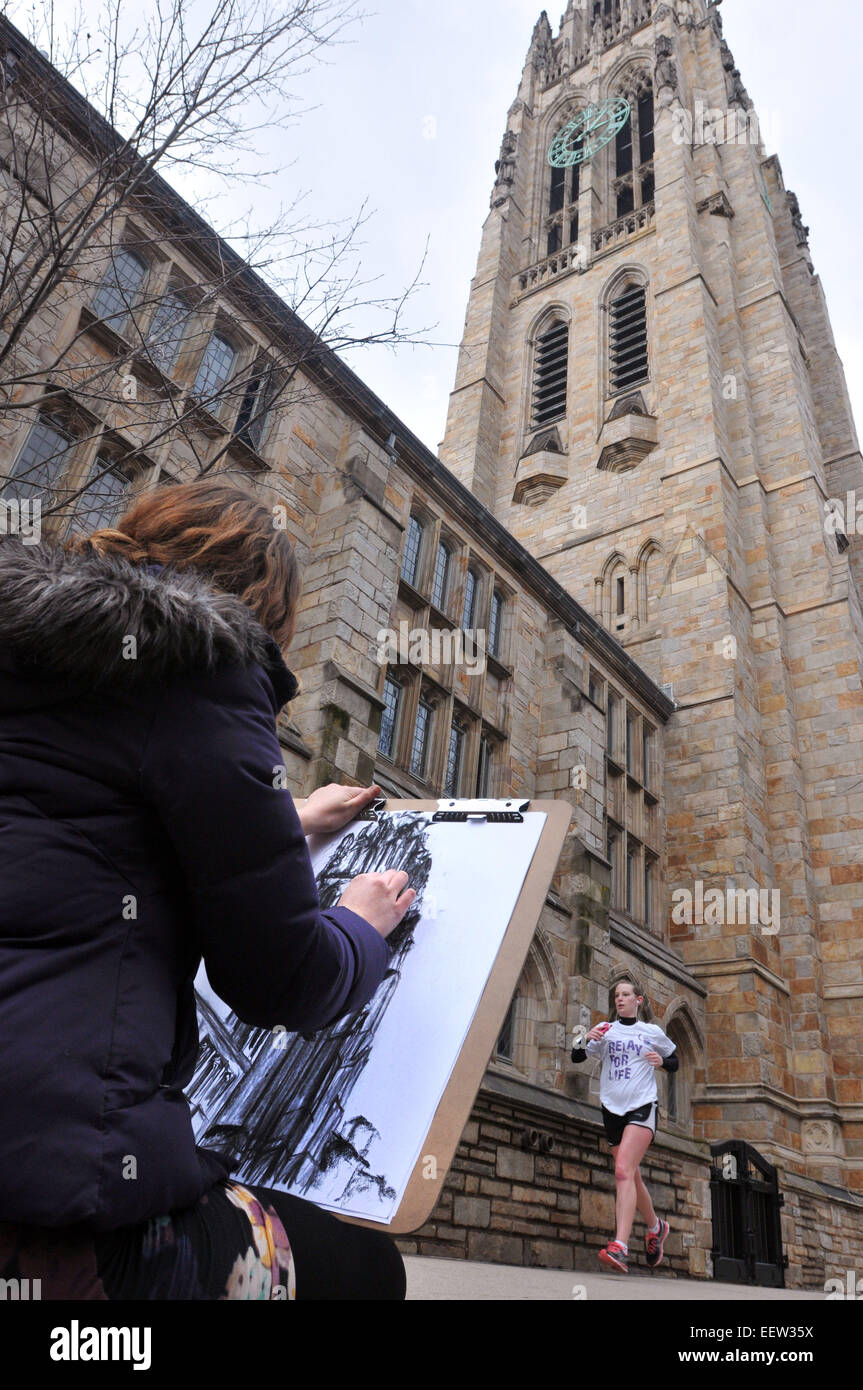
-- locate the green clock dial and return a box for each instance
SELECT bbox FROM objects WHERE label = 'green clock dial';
[548,98,632,167]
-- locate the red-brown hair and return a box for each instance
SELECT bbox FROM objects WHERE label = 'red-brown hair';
[65,477,301,648]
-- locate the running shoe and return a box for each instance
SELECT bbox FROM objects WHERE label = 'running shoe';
[645,1218,670,1269]
[598,1240,628,1273]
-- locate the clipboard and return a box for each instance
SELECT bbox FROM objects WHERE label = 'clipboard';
[293,795,573,1234]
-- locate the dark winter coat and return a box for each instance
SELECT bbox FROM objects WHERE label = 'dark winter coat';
[0,537,388,1231]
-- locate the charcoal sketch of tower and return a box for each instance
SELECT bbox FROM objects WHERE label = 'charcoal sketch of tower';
[187,812,432,1204]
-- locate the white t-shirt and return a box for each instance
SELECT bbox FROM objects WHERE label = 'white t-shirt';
[586,1019,676,1115]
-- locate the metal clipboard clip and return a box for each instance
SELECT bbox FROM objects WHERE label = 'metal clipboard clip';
[359,796,388,822]
[432,798,530,823]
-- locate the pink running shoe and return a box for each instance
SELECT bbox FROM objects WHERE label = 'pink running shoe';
[645,1218,670,1269]
[598,1240,628,1273]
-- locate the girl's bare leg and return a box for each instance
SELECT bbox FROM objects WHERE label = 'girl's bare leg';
[634,1166,657,1229]
[611,1124,655,1247]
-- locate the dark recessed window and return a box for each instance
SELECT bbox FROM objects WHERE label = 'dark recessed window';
[531,319,569,428]
[609,285,648,393]
[234,365,277,453]
[606,691,618,756]
[495,992,518,1061]
[626,843,637,916]
[476,734,494,797]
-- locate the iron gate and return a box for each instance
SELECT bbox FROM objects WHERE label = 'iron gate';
[709,1140,786,1287]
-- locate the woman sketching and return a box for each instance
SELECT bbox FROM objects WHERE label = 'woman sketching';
[0,478,415,1300]
[570,973,677,1274]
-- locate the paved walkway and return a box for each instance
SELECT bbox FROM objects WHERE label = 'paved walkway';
[403,1255,824,1301]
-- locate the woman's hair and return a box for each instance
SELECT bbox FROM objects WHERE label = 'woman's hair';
[65,477,301,648]
[607,969,655,1023]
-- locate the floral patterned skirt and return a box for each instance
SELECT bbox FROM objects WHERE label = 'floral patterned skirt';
[0,1180,296,1301]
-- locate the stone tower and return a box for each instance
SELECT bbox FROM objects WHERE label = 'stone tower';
[441,0,863,1192]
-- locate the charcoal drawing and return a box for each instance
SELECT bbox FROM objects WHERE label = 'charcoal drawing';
[187,812,432,1206]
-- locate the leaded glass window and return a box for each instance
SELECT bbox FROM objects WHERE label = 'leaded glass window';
[444,719,465,796]
[193,332,236,401]
[431,542,450,610]
[145,290,189,374]
[400,516,423,586]
[5,412,74,503]
[488,590,503,658]
[378,676,402,758]
[462,567,477,629]
[68,454,129,534]
[91,248,147,330]
[410,697,433,779]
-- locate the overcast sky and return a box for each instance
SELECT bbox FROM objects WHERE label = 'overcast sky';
[270,0,863,455]
[14,0,863,455]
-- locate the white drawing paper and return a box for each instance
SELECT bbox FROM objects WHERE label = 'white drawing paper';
[187,809,546,1222]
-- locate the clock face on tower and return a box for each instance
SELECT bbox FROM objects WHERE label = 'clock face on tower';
[547,98,632,167]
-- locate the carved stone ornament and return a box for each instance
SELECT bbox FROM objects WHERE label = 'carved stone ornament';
[494,130,517,185]
[720,40,750,108]
[654,35,679,106]
[696,190,734,218]
[514,426,569,505]
[786,191,810,246]
[802,1119,842,1156]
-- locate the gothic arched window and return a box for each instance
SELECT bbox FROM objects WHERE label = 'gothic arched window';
[546,122,582,256]
[530,317,569,428]
[611,72,654,219]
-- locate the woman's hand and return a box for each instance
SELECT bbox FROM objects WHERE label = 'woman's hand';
[645,1050,663,1067]
[338,871,416,939]
[298,783,383,836]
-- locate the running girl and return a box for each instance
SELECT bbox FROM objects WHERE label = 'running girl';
[571,975,678,1273]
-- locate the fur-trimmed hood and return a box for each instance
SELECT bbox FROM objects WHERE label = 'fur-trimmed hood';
[0,536,299,711]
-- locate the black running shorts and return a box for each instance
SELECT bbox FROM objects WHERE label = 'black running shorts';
[601,1100,658,1147]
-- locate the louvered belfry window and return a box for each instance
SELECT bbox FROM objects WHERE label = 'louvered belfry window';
[609,285,648,392]
[531,319,569,428]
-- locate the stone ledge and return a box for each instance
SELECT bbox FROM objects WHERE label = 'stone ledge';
[688,957,790,996]
[321,658,384,711]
